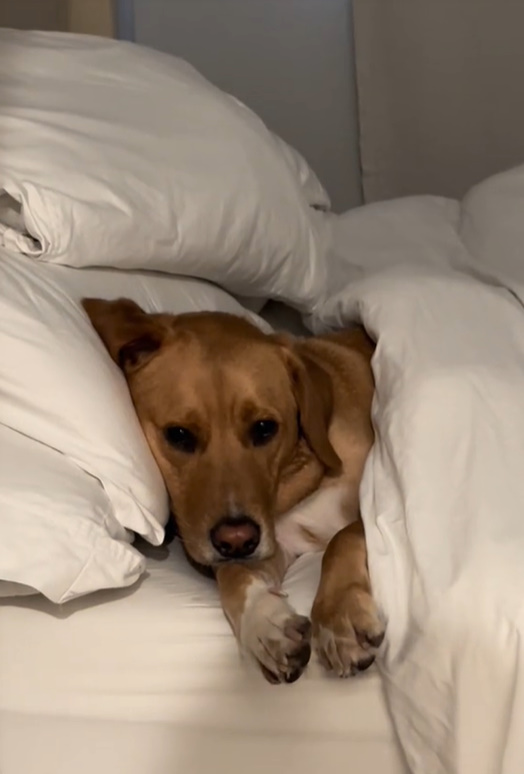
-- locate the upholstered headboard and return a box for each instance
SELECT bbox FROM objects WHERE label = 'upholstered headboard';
[353,0,524,203]
[0,0,115,37]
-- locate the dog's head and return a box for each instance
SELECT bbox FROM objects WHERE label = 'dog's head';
[83,298,341,567]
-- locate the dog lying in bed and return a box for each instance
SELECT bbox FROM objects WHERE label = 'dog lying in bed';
[83,299,385,684]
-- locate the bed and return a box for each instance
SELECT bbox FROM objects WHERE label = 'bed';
[4,27,524,774]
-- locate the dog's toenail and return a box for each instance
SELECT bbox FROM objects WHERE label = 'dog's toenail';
[356,655,375,672]
[285,668,302,684]
[366,631,385,648]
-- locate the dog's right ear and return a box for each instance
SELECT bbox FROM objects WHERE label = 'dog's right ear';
[82,297,165,374]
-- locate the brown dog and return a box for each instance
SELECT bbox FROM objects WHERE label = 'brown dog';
[83,299,384,684]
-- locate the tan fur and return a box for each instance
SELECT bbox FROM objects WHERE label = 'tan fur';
[83,299,384,683]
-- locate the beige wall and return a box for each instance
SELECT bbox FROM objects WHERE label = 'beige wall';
[0,0,115,37]
[353,0,524,203]
[132,0,362,212]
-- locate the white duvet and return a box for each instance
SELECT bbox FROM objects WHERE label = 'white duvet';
[314,265,524,774]
[308,167,524,774]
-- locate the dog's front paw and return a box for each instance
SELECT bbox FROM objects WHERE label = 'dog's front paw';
[311,585,385,678]
[240,590,311,684]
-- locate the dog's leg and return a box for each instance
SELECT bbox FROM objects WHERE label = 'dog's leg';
[216,549,311,684]
[311,519,385,677]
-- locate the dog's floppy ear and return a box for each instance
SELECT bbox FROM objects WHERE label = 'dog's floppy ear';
[277,337,342,475]
[82,297,165,374]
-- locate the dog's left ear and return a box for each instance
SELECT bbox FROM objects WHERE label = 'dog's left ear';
[82,297,167,375]
[277,337,342,475]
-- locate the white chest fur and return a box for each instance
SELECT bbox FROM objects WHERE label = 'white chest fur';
[275,480,356,558]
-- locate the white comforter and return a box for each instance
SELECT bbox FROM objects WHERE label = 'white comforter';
[322,267,524,774]
[309,171,524,774]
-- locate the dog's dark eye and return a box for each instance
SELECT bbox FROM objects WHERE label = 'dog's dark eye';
[164,425,198,454]
[249,419,279,447]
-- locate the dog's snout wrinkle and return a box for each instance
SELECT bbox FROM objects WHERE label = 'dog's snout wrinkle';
[210,516,261,560]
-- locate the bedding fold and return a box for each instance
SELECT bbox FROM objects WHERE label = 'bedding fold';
[309,263,524,774]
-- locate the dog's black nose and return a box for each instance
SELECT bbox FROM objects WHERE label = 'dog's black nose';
[210,516,261,559]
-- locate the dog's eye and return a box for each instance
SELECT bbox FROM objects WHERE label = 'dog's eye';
[163,425,198,454]
[249,419,279,447]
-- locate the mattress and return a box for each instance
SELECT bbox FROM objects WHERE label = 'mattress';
[0,541,406,774]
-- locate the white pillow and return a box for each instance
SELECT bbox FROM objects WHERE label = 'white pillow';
[0,248,268,601]
[460,164,524,281]
[0,425,144,604]
[0,29,328,310]
[44,263,272,330]
[270,133,330,211]
[222,93,331,211]
[0,252,168,547]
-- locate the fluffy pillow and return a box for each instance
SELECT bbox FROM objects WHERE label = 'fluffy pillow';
[270,133,330,211]
[0,247,268,601]
[0,29,328,310]
[460,164,524,281]
[0,425,144,603]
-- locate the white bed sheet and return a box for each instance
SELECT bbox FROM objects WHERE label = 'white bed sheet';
[0,542,406,774]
